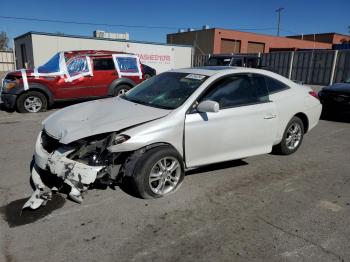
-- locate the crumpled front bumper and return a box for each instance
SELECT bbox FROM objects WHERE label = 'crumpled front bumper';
[23,132,105,209]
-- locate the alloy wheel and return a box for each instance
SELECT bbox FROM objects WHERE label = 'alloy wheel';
[148,157,181,195]
[285,123,302,150]
[24,96,43,113]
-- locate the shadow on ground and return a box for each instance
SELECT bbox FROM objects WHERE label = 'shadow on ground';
[186,159,248,176]
[320,111,350,123]
[0,194,66,228]
[119,159,248,198]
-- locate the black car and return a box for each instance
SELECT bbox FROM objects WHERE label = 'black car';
[318,78,350,115]
[141,64,156,79]
[204,54,262,68]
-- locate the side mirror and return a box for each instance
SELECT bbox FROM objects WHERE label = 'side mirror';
[197,100,220,113]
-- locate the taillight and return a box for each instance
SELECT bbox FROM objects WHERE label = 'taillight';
[309,91,319,100]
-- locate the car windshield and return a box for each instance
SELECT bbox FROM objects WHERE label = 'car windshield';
[205,57,232,66]
[345,77,350,83]
[122,72,208,110]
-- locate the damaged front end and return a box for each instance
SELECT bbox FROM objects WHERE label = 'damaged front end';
[23,130,129,209]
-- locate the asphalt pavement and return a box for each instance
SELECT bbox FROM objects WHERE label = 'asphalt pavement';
[0,103,349,262]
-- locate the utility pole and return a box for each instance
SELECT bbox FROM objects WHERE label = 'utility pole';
[275,7,284,36]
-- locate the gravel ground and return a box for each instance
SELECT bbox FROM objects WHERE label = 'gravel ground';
[0,100,349,262]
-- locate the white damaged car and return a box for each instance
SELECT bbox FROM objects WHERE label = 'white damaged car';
[24,67,322,209]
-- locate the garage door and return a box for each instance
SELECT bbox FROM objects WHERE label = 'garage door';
[221,39,241,53]
[247,42,265,53]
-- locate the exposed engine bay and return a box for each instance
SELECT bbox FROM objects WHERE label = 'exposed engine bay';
[23,130,130,209]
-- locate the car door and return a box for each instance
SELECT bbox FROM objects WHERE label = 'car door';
[184,74,278,168]
[54,56,95,99]
[90,57,117,96]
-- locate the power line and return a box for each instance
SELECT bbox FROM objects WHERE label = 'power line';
[0,15,282,33]
[0,15,178,30]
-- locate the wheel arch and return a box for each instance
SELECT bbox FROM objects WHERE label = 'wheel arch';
[17,83,54,106]
[121,142,184,178]
[107,78,136,96]
[294,112,309,133]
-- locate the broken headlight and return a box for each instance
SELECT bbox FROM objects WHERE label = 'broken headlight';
[113,134,130,145]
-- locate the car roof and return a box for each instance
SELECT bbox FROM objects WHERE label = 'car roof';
[171,66,270,76]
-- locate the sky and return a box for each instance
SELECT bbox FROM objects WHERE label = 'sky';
[1,0,349,45]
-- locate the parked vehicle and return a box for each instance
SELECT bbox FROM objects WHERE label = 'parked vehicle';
[205,54,262,68]
[23,67,322,209]
[318,78,350,115]
[1,50,148,113]
[142,64,157,79]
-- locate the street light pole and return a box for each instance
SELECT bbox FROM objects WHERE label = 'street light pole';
[276,7,284,36]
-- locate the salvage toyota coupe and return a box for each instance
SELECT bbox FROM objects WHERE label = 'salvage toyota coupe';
[23,67,322,209]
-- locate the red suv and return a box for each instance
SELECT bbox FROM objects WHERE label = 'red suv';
[1,50,149,113]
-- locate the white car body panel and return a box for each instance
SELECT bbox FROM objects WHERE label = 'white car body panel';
[29,67,321,205]
[184,102,278,167]
[42,96,170,144]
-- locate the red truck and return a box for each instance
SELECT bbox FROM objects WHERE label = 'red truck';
[1,50,154,113]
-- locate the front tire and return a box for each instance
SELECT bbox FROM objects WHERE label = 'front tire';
[125,146,185,199]
[16,91,48,113]
[273,116,304,155]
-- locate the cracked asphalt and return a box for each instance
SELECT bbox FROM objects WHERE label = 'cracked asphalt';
[0,101,349,262]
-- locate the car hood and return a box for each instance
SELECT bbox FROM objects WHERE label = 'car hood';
[323,83,350,94]
[43,97,171,144]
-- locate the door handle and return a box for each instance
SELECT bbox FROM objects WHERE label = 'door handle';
[264,114,277,119]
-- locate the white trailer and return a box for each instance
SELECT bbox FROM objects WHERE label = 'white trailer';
[14,32,193,73]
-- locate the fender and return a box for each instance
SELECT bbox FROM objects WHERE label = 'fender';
[16,83,54,106]
[121,142,184,178]
[107,78,136,96]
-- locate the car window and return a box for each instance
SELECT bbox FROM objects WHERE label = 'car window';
[205,57,232,66]
[199,74,269,109]
[264,76,289,93]
[93,58,115,70]
[231,59,243,67]
[67,56,89,76]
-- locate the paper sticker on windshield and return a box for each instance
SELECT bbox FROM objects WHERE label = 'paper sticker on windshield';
[185,74,206,80]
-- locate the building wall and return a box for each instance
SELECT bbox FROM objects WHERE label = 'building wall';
[288,33,350,44]
[213,29,332,53]
[167,29,215,56]
[168,28,332,56]
[14,34,34,68]
[15,33,193,73]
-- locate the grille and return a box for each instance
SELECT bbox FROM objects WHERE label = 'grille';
[41,130,61,153]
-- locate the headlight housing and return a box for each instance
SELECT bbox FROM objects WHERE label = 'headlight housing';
[3,80,17,90]
[113,134,130,145]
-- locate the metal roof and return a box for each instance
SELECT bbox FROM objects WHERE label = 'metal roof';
[14,31,193,48]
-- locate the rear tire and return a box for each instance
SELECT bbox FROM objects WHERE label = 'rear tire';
[144,74,152,79]
[113,84,131,97]
[273,116,304,155]
[123,146,185,199]
[16,91,48,113]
